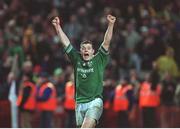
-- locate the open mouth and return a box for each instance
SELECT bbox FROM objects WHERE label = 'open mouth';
[84,53,89,57]
[83,53,90,60]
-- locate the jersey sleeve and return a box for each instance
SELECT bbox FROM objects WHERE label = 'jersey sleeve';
[96,45,110,68]
[64,44,79,64]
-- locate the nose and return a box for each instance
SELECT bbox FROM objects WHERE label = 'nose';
[84,49,88,52]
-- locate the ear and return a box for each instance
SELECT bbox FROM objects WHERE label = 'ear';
[80,46,83,53]
[92,49,95,54]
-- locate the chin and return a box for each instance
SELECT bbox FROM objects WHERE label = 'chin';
[83,58,89,61]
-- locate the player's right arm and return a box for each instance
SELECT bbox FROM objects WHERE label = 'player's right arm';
[52,17,70,48]
[52,16,80,64]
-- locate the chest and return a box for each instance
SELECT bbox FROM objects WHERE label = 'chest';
[76,60,97,79]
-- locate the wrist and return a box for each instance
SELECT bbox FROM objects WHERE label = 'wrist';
[108,22,114,26]
[55,25,62,34]
[55,24,61,30]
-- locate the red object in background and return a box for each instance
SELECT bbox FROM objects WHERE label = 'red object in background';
[0,100,11,127]
[54,99,66,128]
[31,99,66,128]
[64,81,75,110]
[102,108,118,128]
[33,65,42,74]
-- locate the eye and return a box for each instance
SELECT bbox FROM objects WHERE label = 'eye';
[81,47,86,51]
[87,46,91,50]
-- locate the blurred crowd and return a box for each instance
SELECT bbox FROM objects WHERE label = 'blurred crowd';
[0,0,180,128]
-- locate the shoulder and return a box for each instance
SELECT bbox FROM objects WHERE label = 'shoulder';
[64,44,74,53]
[94,45,109,60]
[98,45,109,56]
[64,44,80,54]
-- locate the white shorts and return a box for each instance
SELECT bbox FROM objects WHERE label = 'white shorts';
[75,98,103,126]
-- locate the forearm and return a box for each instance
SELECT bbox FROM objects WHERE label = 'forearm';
[102,23,114,51]
[54,25,70,48]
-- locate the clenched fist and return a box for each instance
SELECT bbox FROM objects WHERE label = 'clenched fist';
[52,17,60,27]
[107,15,116,24]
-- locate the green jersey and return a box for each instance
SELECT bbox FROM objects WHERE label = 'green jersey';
[65,44,109,103]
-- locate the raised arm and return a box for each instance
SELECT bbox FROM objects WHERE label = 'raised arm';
[52,17,70,48]
[102,15,116,51]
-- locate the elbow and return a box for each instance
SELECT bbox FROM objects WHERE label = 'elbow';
[104,35,112,43]
[103,38,111,46]
[103,37,111,43]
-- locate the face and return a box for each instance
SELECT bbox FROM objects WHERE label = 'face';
[22,75,29,82]
[80,43,94,61]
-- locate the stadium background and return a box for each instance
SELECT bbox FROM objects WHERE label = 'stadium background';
[0,0,180,128]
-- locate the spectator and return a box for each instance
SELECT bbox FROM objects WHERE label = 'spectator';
[64,73,76,128]
[156,46,179,79]
[160,72,177,127]
[139,71,161,128]
[36,72,57,128]
[113,77,134,127]
[16,73,36,128]
[52,68,66,128]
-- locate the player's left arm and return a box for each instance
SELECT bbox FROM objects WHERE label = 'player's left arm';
[102,14,116,51]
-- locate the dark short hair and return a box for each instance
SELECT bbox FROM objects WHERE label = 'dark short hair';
[80,40,93,46]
